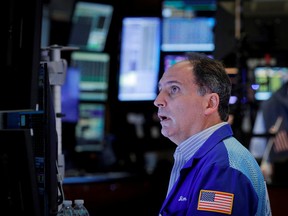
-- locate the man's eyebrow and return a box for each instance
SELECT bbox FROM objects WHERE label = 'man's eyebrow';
[157,81,172,89]
[158,80,182,87]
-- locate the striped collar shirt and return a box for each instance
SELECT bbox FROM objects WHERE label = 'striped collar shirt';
[166,122,228,196]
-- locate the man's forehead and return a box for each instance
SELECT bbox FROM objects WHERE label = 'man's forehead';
[164,62,193,79]
[159,66,194,86]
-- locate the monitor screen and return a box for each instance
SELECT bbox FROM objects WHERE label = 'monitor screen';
[70,51,110,102]
[252,66,288,101]
[118,17,161,101]
[68,1,113,52]
[61,66,80,123]
[161,0,216,52]
[75,103,106,152]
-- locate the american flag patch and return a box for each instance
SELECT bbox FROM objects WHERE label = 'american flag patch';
[197,190,234,215]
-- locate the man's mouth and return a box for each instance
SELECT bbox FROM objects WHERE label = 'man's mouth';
[158,114,168,122]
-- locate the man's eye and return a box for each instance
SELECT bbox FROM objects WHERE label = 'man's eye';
[171,86,179,94]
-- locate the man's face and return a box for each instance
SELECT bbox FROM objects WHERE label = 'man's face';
[154,61,209,145]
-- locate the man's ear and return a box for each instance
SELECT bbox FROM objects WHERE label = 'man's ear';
[204,93,219,115]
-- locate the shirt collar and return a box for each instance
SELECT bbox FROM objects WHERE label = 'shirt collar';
[175,122,228,162]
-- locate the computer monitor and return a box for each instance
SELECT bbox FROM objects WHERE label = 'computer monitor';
[118,17,161,101]
[68,1,113,52]
[69,51,110,102]
[75,103,106,152]
[161,0,216,52]
[61,66,80,123]
[252,66,288,101]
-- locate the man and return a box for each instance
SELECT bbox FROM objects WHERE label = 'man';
[154,53,271,215]
[250,81,288,185]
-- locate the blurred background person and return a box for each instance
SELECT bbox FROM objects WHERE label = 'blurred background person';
[250,81,288,185]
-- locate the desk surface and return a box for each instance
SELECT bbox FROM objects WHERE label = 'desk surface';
[63,172,134,184]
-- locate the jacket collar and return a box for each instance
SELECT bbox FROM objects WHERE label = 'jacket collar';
[183,124,233,169]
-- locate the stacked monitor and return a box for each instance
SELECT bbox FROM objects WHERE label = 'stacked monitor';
[161,0,216,52]
[117,1,217,102]
[62,51,110,152]
[63,1,114,153]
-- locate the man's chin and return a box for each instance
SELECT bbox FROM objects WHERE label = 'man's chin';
[161,128,172,139]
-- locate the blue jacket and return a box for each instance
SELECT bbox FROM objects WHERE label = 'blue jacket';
[159,124,271,216]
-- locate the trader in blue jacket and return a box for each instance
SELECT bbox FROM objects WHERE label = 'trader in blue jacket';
[154,52,271,215]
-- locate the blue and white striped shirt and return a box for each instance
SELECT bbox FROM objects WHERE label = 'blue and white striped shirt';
[167,122,228,195]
